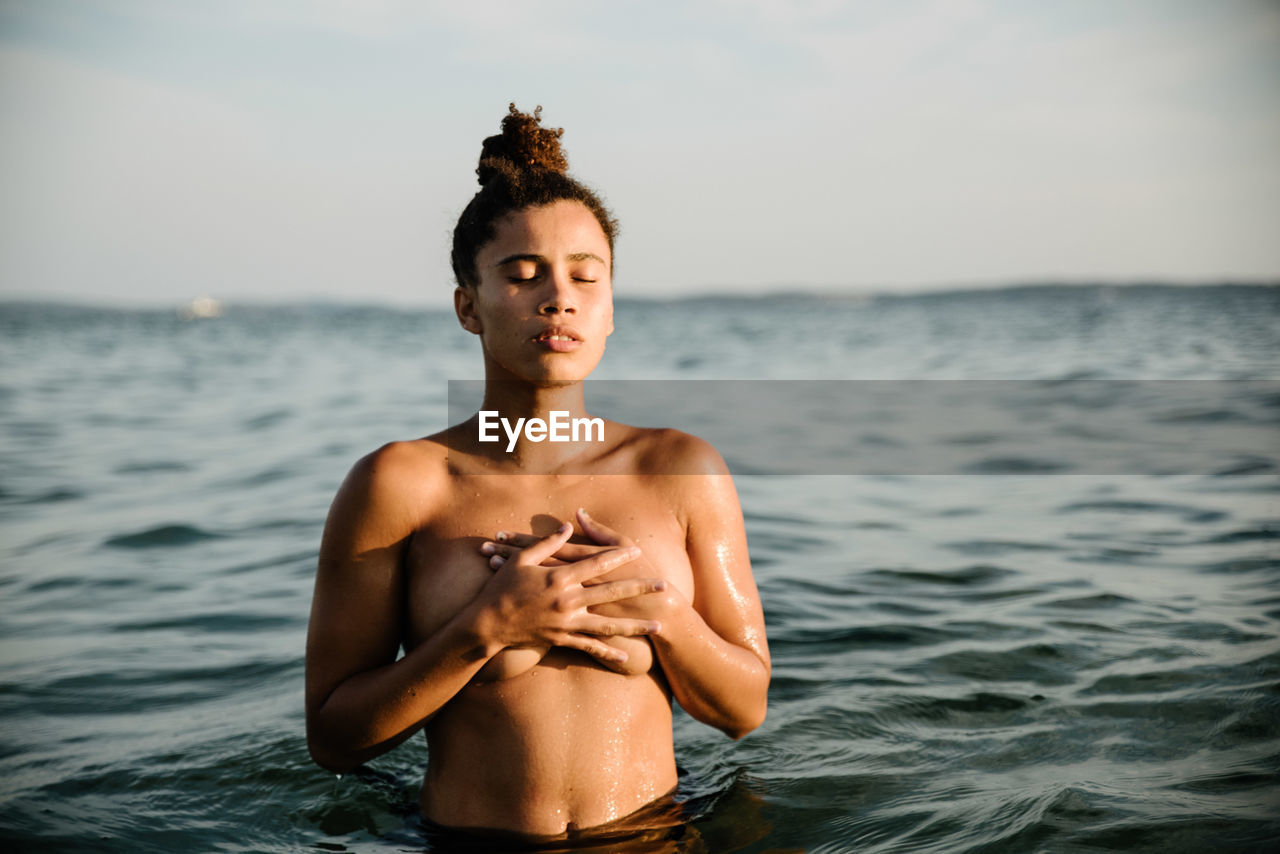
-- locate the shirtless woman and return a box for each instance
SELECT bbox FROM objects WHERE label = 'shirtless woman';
[304,105,770,842]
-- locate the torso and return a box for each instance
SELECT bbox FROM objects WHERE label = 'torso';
[399,423,696,835]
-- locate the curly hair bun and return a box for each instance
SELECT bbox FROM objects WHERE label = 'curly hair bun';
[476,103,569,186]
[452,103,616,288]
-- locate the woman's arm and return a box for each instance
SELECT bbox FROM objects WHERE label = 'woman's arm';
[305,443,488,773]
[577,447,771,739]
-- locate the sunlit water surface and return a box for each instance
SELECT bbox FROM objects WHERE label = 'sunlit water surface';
[2,285,1278,852]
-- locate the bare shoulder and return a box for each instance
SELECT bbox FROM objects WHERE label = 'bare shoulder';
[321,438,449,558]
[622,426,731,478]
[613,425,738,532]
[346,437,448,491]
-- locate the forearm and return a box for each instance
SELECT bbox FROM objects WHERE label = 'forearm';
[307,602,500,773]
[650,600,769,739]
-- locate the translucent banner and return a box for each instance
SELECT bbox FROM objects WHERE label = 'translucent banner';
[446,380,1280,475]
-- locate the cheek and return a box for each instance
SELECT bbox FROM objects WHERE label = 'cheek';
[475,297,524,336]
[597,295,615,337]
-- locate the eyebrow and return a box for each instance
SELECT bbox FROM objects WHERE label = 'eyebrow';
[493,252,607,268]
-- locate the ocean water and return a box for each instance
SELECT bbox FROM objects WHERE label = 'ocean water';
[1,284,1278,852]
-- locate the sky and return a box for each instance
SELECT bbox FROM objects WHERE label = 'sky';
[1,0,1277,307]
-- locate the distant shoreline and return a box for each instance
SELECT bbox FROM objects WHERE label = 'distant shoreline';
[2,280,1278,315]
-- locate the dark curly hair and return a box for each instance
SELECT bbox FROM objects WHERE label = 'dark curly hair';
[451,104,619,289]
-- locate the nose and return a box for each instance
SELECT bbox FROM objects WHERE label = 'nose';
[538,271,577,315]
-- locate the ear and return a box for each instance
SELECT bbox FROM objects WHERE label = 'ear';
[454,286,482,335]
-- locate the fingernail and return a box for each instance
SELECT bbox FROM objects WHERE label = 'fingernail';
[480,542,495,555]
[627,546,641,558]
[490,555,505,569]
[653,579,667,591]
[578,507,589,517]
[647,622,662,634]
[495,531,507,542]
[558,522,571,534]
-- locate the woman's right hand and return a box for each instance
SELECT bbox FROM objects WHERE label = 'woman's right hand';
[476,523,666,664]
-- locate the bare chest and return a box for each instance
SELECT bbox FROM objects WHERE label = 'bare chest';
[403,475,694,653]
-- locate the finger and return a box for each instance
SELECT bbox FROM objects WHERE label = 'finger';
[487,534,617,566]
[488,552,568,572]
[480,541,521,560]
[518,523,574,566]
[575,616,662,637]
[559,635,629,664]
[560,545,640,585]
[577,577,667,609]
[494,531,539,547]
[481,537,604,563]
[556,541,614,560]
[576,507,623,546]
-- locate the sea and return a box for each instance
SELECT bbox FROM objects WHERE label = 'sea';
[1,284,1278,853]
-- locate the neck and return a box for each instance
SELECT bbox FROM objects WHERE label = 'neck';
[471,378,601,470]
[480,378,588,422]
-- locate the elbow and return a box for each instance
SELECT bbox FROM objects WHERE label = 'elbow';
[307,736,361,776]
[306,714,365,775]
[721,701,767,741]
[718,656,771,740]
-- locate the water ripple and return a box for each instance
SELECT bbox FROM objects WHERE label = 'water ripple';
[4,292,1280,851]
[103,524,223,549]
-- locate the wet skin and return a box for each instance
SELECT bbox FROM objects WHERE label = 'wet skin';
[305,201,769,837]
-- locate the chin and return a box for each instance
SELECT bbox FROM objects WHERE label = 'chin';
[485,348,599,386]
[492,362,591,387]
[525,354,603,385]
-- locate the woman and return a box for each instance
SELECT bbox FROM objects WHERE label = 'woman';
[305,105,770,845]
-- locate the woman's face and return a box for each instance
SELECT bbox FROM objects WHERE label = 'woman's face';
[456,200,614,385]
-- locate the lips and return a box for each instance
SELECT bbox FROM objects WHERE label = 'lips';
[532,326,582,352]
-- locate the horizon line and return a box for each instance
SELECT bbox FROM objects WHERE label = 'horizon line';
[2,278,1278,313]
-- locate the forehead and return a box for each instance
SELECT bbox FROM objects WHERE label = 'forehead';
[481,201,611,264]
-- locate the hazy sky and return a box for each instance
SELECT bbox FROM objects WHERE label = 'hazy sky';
[1,0,1277,307]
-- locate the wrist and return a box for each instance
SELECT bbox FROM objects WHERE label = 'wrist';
[457,597,508,660]
[650,588,695,644]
